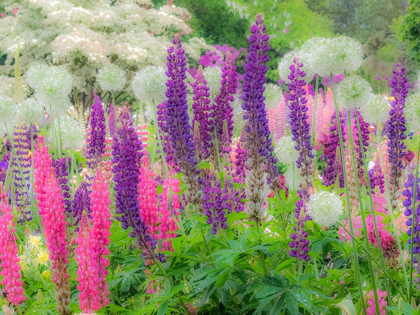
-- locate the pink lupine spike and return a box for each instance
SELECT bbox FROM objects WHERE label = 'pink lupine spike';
[90,172,111,307]
[367,290,387,315]
[0,199,25,306]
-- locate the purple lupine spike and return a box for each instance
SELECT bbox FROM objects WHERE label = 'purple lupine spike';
[156,102,175,167]
[213,53,237,154]
[369,157,385,195]
[323,111,346,188]
[403,172,420,263]
[13,125,31,223]
[289,195,311,261]
[387,63,408,209]
[108,102,116,138]
[203,175,228,234]
[165,34,202,206]
[71,181,91,229]
[52,158,71,212]
[111,110,164,262]
[233,133,247,186]
[192,66,212,159]
[87,93,106,171]
[352,110,370,184]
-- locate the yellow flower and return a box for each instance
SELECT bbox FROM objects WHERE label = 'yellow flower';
[41,270,51,280]
[387,96,395,102]
[28,235,42,249]
[35,250,49,266]
[18,254,28,271]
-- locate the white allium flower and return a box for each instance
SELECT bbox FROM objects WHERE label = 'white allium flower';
[36,67,72,106]
[307,191,343,227]
[337,75,372,110]
[275,135,299,164]
[26,64,50,90]
[203,67,222,99]
[264,84,283,109]
[284,166,300,191]
[56,117,85,150]
[132,66,167,105]
[301,37,332,77]
[404,93,420,131]
[360,94,389,126]
[278,50,315,84]
[17,98,44,125]
[97,64,126,92]
[0,96,17,136]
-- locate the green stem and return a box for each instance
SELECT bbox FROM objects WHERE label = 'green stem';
[310,75,320,146]
[256,224,269,277]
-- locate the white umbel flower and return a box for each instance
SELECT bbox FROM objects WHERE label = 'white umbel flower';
[56,117,85,150]
[337,75,372,110]
[275,135,299,164]
[132,66,167,105]
[360,94,389,126]
[405,93,420,131]
[0,96,17,136]
[278,50,315,84]
[203,67,222,99]
[17,98,44,125]
[26,64,50,90]
[97,64,126,92]
[307,191,343,227]
[264,84,283,109]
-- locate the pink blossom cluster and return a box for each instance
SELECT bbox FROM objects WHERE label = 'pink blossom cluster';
[366,290,387,315]
[366,214,398,261]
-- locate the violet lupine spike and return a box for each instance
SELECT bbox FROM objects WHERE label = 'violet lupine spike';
[108,102,116,138]
[323,111,346,188]
[157,102,175,166]
[165,34,202,206]
[192,66,212,159]
[352,110,370,184]
[387,63,408,209]
[202,175,229,234]
[111,111,164,262]
[213,53,237,154]
[369,157,385,195]
[13,125,31,223]
[289,196,311,261]
[233,133,247,186]
[403,172,420,263]
[52,158,71,213]
[87,94,106,171]
[71,181,91,229]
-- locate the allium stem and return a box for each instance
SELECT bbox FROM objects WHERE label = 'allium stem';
[310,75,319,146]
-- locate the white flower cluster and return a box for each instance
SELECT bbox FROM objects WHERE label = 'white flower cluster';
[56,117,85,150]
[97,64,127,92]
[275,135,299,165]
[264,84,283,109]
[302,37,363,77]
[284,166,300,191]
[0,76,15,98]
[17,98,44,125]
[132,66,167,105]
[337,75,372,110]
[307,191,343,227]
[203,67,222,99]
[26,64,50,90]
[0,96,17,136]
[404,93,420,131]
[360,94,389,126]
[278,50,314,84]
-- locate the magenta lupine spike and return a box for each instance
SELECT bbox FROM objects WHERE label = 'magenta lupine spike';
[213,53,237,153]
[192,66,212,159]
[352,110,370,184]
[52,158,71,213]
[0,198,25,306]
[287,58,314,261]
[87,93,106,171]
[165,34,202,205]
[75,214,101,313]
[13,124,31,223]
[90,172,111,307]
[387,63,408,209]
[369,157,385,195]
[323,111,346,188]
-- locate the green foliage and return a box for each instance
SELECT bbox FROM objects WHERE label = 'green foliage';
[399,0,420,63]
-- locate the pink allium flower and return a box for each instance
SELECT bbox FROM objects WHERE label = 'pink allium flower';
[90,172,111,307]
[367,290,387,315]
[75,215,100,313]
[0,199,25,306]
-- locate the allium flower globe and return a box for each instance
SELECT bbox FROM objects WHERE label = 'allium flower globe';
[337,75,372,110]
[17,98,44,125]
[301,37,332,77]
[284,165,300,190]
[203,67,222,99]
[56,118,85,149]
[275,135,299,164]
[278,50,314,84]
[360,94,389,126]
[36,68,72,106]
[132,66,167,105]
[97,64,126,92]
[26,64,50,90]
[0,96,17,136]
[328,37,363,75]
[307,191,343,227]
[404,93,420,131]
[264,83,283,109]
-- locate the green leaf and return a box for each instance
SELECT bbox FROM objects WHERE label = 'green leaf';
[157,185,163,194]
[401,302,418,315]
[158,300,169,315]
[120,276,131,294]
[253,295,278,314]
[216,268,230,288]
[270,294,286,315]
[336,299,357,315]
[286,293,298,315]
